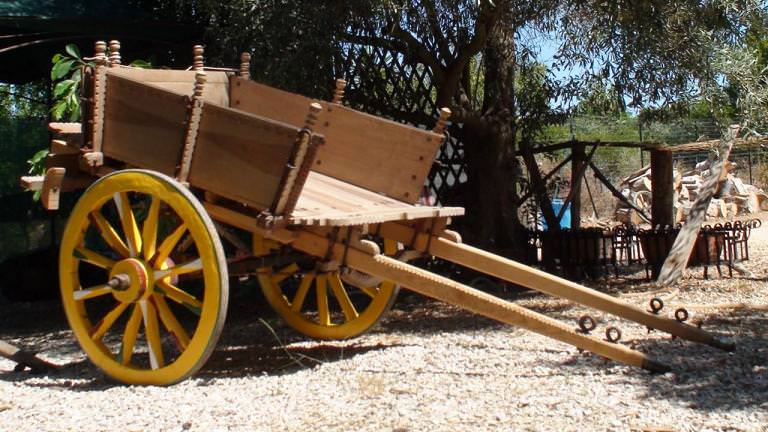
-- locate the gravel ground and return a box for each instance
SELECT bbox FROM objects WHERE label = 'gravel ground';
[0,223,767,431]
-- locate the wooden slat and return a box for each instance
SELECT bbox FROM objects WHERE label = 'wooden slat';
[230,76,444,203]
[102,74,189,176]
[48,122,82,134]
[288,172,464,226]
[108,67,230,106]
[188,104,303,210]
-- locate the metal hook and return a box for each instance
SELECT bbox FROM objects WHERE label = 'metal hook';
[605,327,622,343]
[578,315,597,334]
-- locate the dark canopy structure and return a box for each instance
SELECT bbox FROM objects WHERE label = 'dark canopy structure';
[0,1,202,83]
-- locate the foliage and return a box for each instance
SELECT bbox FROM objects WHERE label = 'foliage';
[50,44,88,121]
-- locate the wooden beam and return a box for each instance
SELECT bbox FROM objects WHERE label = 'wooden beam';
[588,161,651,222]
[517,153,573,205]
[570,143,586,228]
[557,144,598,222]
[657,126,738,286]
[376,221,733,352]
[650,149,674,227]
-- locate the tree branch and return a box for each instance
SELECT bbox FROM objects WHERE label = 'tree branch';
[419,0,452,63]
[386,22,445,82]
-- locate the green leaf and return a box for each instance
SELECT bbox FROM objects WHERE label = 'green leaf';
[51,101,67,120]
[52,53,62,64]
[129,59,152,69]
[51,59,75,80]
[53,79,76,98]
[32,189,42,202]
[27,149,49,176]
[65,44,81,59]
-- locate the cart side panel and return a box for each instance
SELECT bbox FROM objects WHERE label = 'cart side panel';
[316,106,442,204]
[188,104,301,210]
[102,73,188,176]
[109,67,230,106]
[230,76,443,204]
[229,76,311,126]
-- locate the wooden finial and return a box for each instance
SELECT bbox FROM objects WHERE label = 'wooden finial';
[433,107,452,134]
[240,52,251,79]
[94,41,108,66]
[193,71,207,99]
[108,40,121,66]
[305,103,323,130]
[193,45,204,71]
[332,79,347,104]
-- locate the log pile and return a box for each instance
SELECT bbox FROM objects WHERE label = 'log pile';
[615,159,768,224]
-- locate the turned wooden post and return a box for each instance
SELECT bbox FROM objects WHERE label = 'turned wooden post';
[193,45,204,71]
[433,107,451,135]
[178,71,207,184]
[108,40,121,67]
[239,52,251,79]
[570,142,586,228]
[272,102,323,217]
[94,40,108,65]
[332,79,347,104]
[87,40,108,167]
[304,102,322,130]
[651,149,674,227]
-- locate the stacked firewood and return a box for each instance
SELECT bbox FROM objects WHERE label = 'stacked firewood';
[615,160,768,224]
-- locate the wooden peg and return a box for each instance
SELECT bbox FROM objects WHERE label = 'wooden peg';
[240,52,251,79]
[193,45,204,71]
[433,107,452,135]
[94,41,108,66]
[108,40,121,67]
[305,102,323,130]
[332,79,347,104]
[193,71,207,99]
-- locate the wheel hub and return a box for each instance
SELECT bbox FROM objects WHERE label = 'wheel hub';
[109,258,151,303]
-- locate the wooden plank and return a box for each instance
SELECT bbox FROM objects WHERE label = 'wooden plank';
[288,172,464,226]
[230,76,444,203]
[230,76,314,126]
[48,122,82,134]
[102,73,189,176]
[108,67,230,106]
[188,104,302,210]
[657,127,738,286]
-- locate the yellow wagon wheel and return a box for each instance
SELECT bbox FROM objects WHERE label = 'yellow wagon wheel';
[59,170,228,385]
[258,240,401,340]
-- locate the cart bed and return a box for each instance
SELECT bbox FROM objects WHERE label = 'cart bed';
[291,171,464,226]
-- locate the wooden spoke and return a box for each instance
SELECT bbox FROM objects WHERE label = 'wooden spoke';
[316,274,331,326]
[329,272,358,322]
[89,211,130,257]
[155,279,202,315]
[140,299,165,370]
[290,273,314,312]
[90,301,130,341]
[358,285,379,299]
[154,295,191,351]
[153,258,203,280]
[142,197,161,259]
[113,192,142,257]
[74,247,116,270]
[152,223,187,267]
[73,284,113,301]
[119,305,142,365]
[271,263,299,284]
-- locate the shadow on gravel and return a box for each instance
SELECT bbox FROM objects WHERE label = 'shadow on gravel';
[542,307,768,412]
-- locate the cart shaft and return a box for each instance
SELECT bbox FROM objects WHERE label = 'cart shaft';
[378,222,733,351]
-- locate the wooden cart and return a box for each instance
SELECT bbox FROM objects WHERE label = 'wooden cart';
[21,42,733,385]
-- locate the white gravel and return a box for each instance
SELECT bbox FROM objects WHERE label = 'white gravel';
[1,223,767,431]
